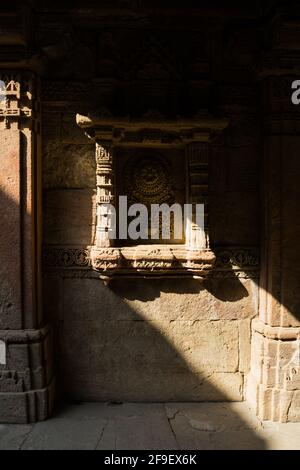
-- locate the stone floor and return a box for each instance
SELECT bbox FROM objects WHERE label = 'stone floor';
[0,402,299,450]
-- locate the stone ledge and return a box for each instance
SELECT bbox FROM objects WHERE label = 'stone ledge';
[90,245,216,279]
[252,318,300,340]
[0,325,51,343]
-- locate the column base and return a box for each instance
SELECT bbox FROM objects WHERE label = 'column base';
[0,324,55,423]
[0,379,55,424]
[247,318,300,422]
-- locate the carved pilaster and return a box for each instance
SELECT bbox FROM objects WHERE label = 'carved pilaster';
[0,72,54,423]
[247,73,300,422]
[95,141,115,247]
[0,72,41,328]
[186,143,209,250]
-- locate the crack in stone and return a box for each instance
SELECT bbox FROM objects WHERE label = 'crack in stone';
[165,407,181,449]
[19,426,34,450]
[94,419,109,450]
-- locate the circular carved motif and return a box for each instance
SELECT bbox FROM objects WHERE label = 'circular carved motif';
[123,155,174,207]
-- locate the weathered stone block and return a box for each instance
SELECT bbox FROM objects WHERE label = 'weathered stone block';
[247,319,300,422]
[43,189,96,245]
[62,277,257,323]
[60,317,241,401]
[239,319,251,373]
[0,392,28,424]
[43,142,95,189]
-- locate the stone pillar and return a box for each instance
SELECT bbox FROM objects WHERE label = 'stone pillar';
[0,73,54,423]
[247,76,300,422]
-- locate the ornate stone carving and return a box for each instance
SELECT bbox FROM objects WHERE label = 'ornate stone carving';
[123,155,174,207]
[0,73,34,128]
[95,142,115,247]
[90,245,215,278]
[76,114,228,279]
[125,35,180,81]
[186,143,209,249]
[43,247,91,268]
[43,245,259,279]
[91,248,121,271]
[214,247,259,269]
[114,128,180,144]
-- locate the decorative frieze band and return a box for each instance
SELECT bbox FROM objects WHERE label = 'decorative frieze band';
[214,247,259,269]
[43,245,259,278]
[43,247,91,269]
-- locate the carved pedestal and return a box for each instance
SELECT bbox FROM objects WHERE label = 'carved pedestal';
[247,319,300,422]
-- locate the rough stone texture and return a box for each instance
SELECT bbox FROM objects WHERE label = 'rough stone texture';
[1,2,300,424]
[38,1,263,406]
[281,139,300,328]
[43,189,96,245]
[43,143,95,189]
[1,402,300,450]
[42,275,255,401]
[0,130,22,329]
[60,315,243,401]
[58,277,257,322]
[247,320,300,422]
[0,327,55,423]
[0,72,56,424]
[248,72,300,422]
[0,424,33,450]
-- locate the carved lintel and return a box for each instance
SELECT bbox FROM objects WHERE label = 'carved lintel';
[76,113,228,145]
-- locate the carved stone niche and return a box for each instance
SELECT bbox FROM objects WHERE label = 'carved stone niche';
[76,113,228,281]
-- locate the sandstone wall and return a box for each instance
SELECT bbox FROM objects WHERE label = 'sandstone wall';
[42,109,259,402]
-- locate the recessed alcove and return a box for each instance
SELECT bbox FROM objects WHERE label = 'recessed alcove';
[76,113,228,280]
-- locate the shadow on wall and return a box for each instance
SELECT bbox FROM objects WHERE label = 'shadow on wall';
[39,122,264,447]
[40,109,298,448]
[112,274,249,303]
[41,268,264,448]
[0,165,264,446]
